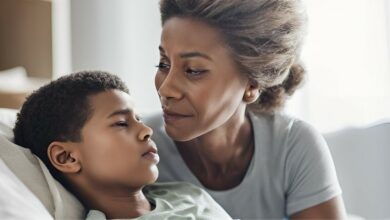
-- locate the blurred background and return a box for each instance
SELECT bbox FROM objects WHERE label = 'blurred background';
[0,0,389,133]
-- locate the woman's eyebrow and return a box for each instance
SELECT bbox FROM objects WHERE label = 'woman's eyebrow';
[159,46,212,61]
[179,51,212,61]
[158,46,166,54]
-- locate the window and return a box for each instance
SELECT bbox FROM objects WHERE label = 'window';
[286,0,390,132]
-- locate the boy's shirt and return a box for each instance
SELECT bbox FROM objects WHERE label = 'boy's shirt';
[85,182,232,220]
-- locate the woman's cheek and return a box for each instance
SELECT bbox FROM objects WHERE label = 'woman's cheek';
[155,72,165,91]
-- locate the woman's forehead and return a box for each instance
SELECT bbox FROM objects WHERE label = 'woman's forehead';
[160,17,226,55]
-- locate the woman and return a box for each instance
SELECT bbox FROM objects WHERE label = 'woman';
[145,0,347,219]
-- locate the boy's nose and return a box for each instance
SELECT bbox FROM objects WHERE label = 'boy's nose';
[138,124,153,141]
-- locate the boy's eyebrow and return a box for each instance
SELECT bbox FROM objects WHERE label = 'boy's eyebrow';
[107,109,132,118]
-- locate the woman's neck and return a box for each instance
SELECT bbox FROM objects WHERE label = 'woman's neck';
[176,108,254,189]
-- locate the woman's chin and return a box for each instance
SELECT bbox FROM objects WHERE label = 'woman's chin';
[164,125,198,142]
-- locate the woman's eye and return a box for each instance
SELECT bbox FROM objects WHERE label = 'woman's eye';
[185,68,208,76]
[155,62,170,72]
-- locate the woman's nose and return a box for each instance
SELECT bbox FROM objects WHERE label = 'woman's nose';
[138,123,153,141]
[155,70,182,101]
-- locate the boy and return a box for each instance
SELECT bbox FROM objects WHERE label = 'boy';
[13,71,231,219]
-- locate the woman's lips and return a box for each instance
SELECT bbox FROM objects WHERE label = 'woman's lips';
[162,109,192,124]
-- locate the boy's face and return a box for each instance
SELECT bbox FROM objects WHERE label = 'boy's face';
[75,89,159,190]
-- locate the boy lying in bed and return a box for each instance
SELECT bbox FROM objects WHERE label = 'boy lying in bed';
[13,71,231,220]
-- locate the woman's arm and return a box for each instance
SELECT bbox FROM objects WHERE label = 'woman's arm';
[285,120,347,218]
[290,196,347,219]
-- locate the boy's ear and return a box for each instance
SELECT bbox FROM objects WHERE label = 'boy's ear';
[243,81,261,104]
[48,141,81,174]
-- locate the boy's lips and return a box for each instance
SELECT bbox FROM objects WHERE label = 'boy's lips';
[142,144,159,163]
[142,145,157,155]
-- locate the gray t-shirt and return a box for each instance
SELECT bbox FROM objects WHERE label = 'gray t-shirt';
[144,111,342,219]
[86,182,231,220]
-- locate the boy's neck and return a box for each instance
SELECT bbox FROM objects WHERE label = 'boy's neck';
[90,190,153,219]
[73,182,153,219]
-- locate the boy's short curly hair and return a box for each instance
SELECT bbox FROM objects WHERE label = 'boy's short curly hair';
[13,70,129,179]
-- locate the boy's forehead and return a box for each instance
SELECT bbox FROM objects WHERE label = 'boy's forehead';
[89,90,135,116]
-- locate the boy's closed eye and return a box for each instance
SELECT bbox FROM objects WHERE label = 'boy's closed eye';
[113,121,129,127]
[111,113,142,128]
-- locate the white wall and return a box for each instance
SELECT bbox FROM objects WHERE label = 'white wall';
[70,0,161,114]
[52,0,72,78]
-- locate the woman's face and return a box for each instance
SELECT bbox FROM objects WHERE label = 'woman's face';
[155,17,249,141]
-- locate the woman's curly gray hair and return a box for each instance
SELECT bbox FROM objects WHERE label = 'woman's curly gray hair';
[160,0,307,113]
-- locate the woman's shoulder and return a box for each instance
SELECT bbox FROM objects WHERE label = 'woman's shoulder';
[249,111,327,157]
[250,111,321,140]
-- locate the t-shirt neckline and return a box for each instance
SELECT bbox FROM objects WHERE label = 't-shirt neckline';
[169,110,259,194]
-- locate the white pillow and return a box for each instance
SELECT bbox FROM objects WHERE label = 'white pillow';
[0,108,18,140]
[0,108,85,219]
[0,158,52,220]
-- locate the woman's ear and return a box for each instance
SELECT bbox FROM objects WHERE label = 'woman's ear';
[47,142,81,174]
[243,81,261,104]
